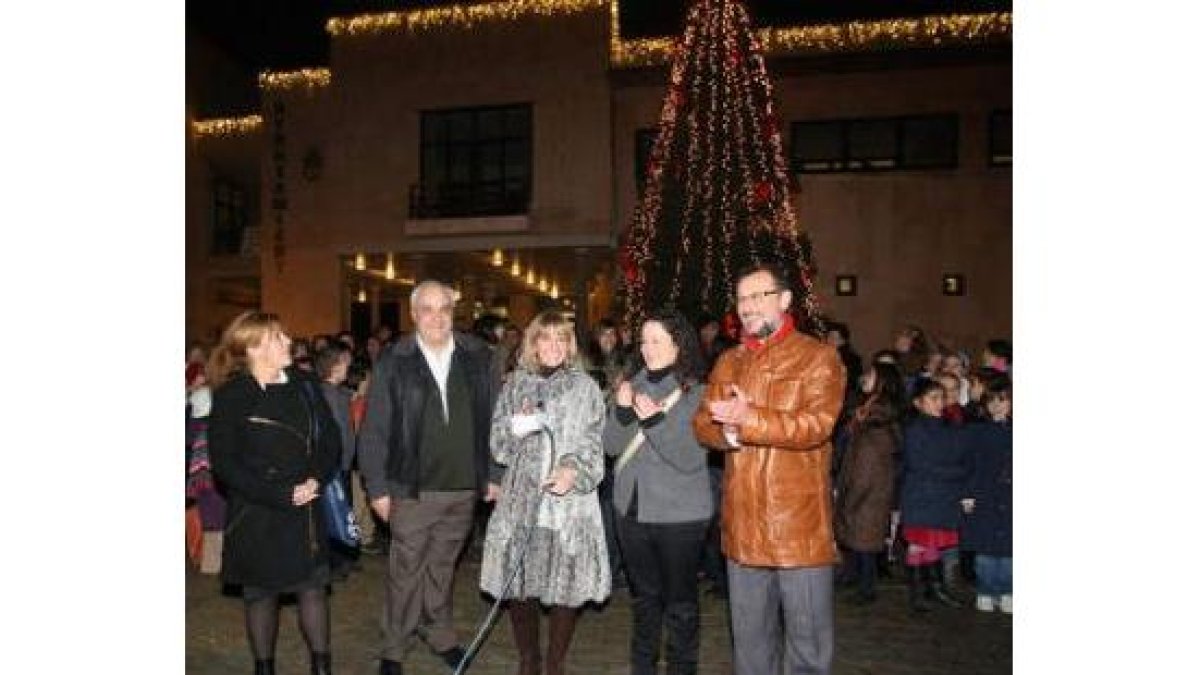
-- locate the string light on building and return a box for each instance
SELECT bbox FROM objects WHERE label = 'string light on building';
[491,248,504,267]
[357,287,368,303]
[258,68,332,92]
[326,0,606,37]
[550,282,560,299]
[510,257,522,277]
[609,5,1012,68]
[385,253,396,280]
[526,268,536,285]
[191,115,263,138]
[538,277,549,293]
[354,252,366,271]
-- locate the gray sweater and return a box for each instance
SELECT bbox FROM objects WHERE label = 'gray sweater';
[602,370,713,524]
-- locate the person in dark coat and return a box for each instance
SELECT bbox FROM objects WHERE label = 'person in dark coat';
[316,343,359,579]
[961,376,1013,614]
[358,280,502,675]
[207,311,343,675]
[834,362,905,604]
[899,379,969,612]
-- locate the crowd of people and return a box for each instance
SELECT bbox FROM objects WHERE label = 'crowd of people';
[185,268,1012,675]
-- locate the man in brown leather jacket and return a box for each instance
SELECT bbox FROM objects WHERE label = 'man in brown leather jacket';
[693,263,846,675]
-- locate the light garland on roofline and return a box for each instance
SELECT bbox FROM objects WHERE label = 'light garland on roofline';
[326,0,606,37]
[258,68,332,92]
[612,11,1012,68]
[191,115,263,138]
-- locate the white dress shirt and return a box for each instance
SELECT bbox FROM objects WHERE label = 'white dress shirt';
[416,335,456,422]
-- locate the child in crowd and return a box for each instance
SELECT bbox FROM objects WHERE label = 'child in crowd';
[186,365,225,574]
[965,367,1002,422]
[899,379,969,612]
[961,376,1013,614]
[937,373,967,426]
[940,350,972,406]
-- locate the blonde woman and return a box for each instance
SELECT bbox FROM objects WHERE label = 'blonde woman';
[481,311,610,675]
[207,311,343,675]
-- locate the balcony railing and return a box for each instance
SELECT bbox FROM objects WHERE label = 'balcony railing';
[408,181,530,219]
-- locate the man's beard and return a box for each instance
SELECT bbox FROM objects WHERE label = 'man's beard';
[750,318,778,340]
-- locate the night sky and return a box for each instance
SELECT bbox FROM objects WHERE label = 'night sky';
[188,0,1010,72]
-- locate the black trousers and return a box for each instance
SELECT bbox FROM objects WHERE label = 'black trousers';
[616,513,708,675]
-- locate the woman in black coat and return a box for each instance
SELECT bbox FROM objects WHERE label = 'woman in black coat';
[208,312,343,675]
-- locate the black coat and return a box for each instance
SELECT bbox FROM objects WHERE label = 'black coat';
[960,420,1012,556]
[358,333,499,501]
[209,368,342,589]
[899,415,969,530]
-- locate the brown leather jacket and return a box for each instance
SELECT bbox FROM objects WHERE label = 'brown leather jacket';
[693,329,846,567]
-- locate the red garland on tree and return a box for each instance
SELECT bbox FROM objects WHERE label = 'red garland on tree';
[750,180,773,208]
[618,244,638,285]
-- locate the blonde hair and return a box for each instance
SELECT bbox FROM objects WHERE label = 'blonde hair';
[207,311,287,388]
[518,311,580,372]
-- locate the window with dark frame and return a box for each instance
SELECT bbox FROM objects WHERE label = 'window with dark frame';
[414,104,532,218]
[989,109,1012,166]
[790,114,959,173]
[211,177,247,256]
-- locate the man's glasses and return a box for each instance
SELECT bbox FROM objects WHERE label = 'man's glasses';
[735,289,782,305]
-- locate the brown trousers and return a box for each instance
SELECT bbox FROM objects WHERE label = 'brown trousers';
[381,490,476,661]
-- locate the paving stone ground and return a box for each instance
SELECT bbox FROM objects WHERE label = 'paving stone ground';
[187,550,1011,675]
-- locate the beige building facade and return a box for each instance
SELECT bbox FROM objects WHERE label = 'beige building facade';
[187,2,1011,356]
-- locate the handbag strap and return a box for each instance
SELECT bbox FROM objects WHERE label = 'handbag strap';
[299,379,320,462]
[614,387,684,476]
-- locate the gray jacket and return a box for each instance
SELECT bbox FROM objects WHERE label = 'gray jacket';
[320,381,355,472]
[480,365,610,607]
[602,370,713,524]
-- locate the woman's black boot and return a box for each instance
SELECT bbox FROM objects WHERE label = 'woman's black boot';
[254,659,275,675]
[311,651,333,675]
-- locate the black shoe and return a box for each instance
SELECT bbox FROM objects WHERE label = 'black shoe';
[930,566,965,608]
[254,659,276,675]
[311,651,332,675]
[437,646,466,671]
[379,658,403,675]
[907,567,932,613]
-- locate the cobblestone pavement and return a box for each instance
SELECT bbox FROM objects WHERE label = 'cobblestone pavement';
[187,551,1011,675]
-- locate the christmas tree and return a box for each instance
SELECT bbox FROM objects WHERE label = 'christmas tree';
[621,0,821,332]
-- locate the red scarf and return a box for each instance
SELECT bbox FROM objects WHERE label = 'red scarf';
[742,313,795,351]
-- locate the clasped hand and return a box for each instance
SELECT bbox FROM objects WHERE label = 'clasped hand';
[542,466,578,496]
[616,382,665,421]
[292,478,320,506]
[708,384,751,426]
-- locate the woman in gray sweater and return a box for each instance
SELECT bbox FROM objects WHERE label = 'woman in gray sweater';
[602,308,712,675]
